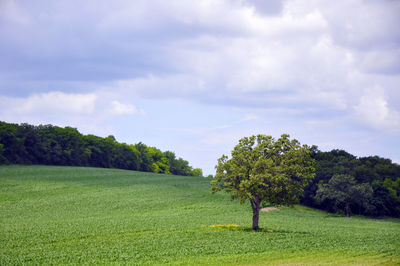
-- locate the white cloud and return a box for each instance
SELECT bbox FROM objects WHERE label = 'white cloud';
[20,0,394,135]
[11,91,97,115]
[109,100,137,115]
[0,91,103,136]
[357,49,400,75]
[3,0,399,113]
[354,86,400,131]
[320,0,400,50]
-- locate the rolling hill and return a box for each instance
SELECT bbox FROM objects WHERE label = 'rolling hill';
[1,165,399,264]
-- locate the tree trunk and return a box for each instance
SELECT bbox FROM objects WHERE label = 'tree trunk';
[345,202,350,218]
[250,197,261,230]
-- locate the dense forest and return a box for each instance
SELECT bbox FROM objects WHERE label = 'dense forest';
[0,121,202,177]
[302,147,400,217]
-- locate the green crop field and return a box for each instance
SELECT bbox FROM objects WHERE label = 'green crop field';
[0,165,399,265]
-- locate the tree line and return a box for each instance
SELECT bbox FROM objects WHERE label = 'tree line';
[1,121,399,217]
[0,121,202,177]
[302,147,400,217]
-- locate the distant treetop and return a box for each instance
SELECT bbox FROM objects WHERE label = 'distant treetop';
[0,121,201,177]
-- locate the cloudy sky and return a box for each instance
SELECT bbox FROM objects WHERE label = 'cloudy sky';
[1,0,400,174]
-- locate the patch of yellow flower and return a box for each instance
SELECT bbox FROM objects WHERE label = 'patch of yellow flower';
[209,224,239,228]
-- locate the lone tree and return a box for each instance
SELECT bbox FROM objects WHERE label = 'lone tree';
[211,134,315,230]
[314,174,374,217]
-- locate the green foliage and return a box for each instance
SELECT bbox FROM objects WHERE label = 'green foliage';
[0,165,399,265]
[0,121,200,176]
[212,134,315,229]
[164,151,194,176]
[314,174,374,217]
[0,143,8,164]
[303,147,400,217]
[191,168,203,177]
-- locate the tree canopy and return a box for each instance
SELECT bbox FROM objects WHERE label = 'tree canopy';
[314,174,374,217]
[302,147,400,217]
[211,134,315,230]
[0,121,201,176]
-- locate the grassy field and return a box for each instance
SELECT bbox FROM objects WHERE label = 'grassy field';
[0,165,399,265]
